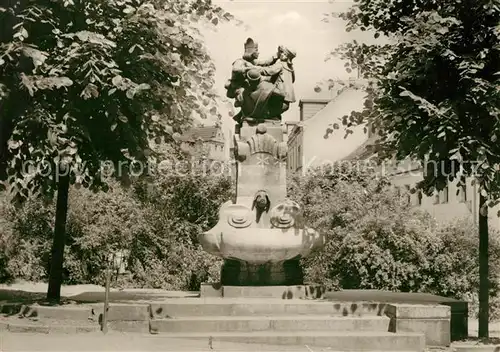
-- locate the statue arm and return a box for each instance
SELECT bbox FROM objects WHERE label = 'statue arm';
[271,85,285,98]
[254,55,278,66]
[232,59,253,74]
[259,62,282,76]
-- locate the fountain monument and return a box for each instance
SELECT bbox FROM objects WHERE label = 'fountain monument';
[198,38,325,287]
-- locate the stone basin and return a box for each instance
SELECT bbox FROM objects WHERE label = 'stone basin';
[199,226,325,264]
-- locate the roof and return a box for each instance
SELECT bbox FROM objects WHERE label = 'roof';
[180,126,221,142]
[287,126,302,143]
[300,85,368,130]
[298,98,331,107]
[343,133,379,161]
[298,79,373,110]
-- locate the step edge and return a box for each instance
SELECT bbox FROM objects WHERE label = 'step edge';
[150,316,390,321]
[147,331,424,337]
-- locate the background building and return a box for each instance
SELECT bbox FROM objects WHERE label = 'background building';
[288,79,497,229]
[287,79,371,173]
[179,125,227,161]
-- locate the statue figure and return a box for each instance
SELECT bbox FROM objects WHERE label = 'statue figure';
[224,38,279,105]
[226,41,297,126]
[198,41,324,289]
[234,69,283,124]
[263,45,297,116]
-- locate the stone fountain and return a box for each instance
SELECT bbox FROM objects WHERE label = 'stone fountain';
[198,38,325,287]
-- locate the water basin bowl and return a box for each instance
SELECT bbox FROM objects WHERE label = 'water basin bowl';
[198,226,325,264]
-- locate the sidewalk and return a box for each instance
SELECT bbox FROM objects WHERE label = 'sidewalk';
[468,320,500,338]
[0,331,465,352]
[0,282,107,297]
[0,282,198,304]
[2,282,500,341]
[0,331,326,351]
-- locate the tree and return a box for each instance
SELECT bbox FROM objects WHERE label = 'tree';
[289,164,500,321]
[329,0,500,338]
[0,169,233,290]
[0,0,233,301]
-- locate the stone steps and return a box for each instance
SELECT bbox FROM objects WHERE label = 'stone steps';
[150,299,387,318]
[151,331,425,351]
[149,315,390,333]
[0,299,429,351]
[0,318,99,333]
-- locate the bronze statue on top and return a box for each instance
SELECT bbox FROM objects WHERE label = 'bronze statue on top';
[224,38,297,126]
[225,38,278,102]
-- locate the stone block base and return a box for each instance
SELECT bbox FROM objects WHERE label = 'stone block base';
[325,290,468,342]
[220,258,303,286]
[200,283,332,299]
[199,283,223,298]
[385,304,451,347]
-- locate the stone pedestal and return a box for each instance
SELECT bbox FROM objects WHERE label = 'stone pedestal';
[198,120,325,287]
[220,258,303,286]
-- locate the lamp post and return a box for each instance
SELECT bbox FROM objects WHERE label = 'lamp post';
[101,252,114,334]
[101,250,128,334]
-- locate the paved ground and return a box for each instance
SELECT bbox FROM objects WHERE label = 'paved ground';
[2,282,500,347]
[0,331,461,352]
[0,282,109,297]
[0,331,334,351]
[0,282,198,304]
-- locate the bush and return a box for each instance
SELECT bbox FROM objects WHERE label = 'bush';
[63,182,149,285]
[430,218,500,320]
[0,170,232,290]
[291,164,500,320]
[291,164,439,292]
[126,171,231,289]
[0,197,53,283]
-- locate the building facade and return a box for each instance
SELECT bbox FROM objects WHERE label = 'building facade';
[287,80,372,173]
[179,125,227,161]
[287,80,498,229]
[388,163,483,226]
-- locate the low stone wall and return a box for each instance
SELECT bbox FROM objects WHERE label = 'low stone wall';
[324,290,469,345]
[200,283,333,299]
[385,303,451,347]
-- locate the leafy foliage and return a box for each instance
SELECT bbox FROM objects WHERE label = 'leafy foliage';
[289,164,437,291]
[0,196,53,282]
[329,0,500,200]
[0,0,233,201]
[432,219,500,320]
[0,167,232,289]
[327,42,392,79]
[290,166,500,319]
[128,169,232,289]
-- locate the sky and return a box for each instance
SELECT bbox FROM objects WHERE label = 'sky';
[201,0,376,136]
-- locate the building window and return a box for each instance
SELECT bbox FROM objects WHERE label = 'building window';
[297,145,302,167]
[295,148,299,170]
[440,186,449,204]
[459,184,467,203]
[433,192,440,205]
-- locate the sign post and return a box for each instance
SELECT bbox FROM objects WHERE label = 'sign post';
[101,253,114,334]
